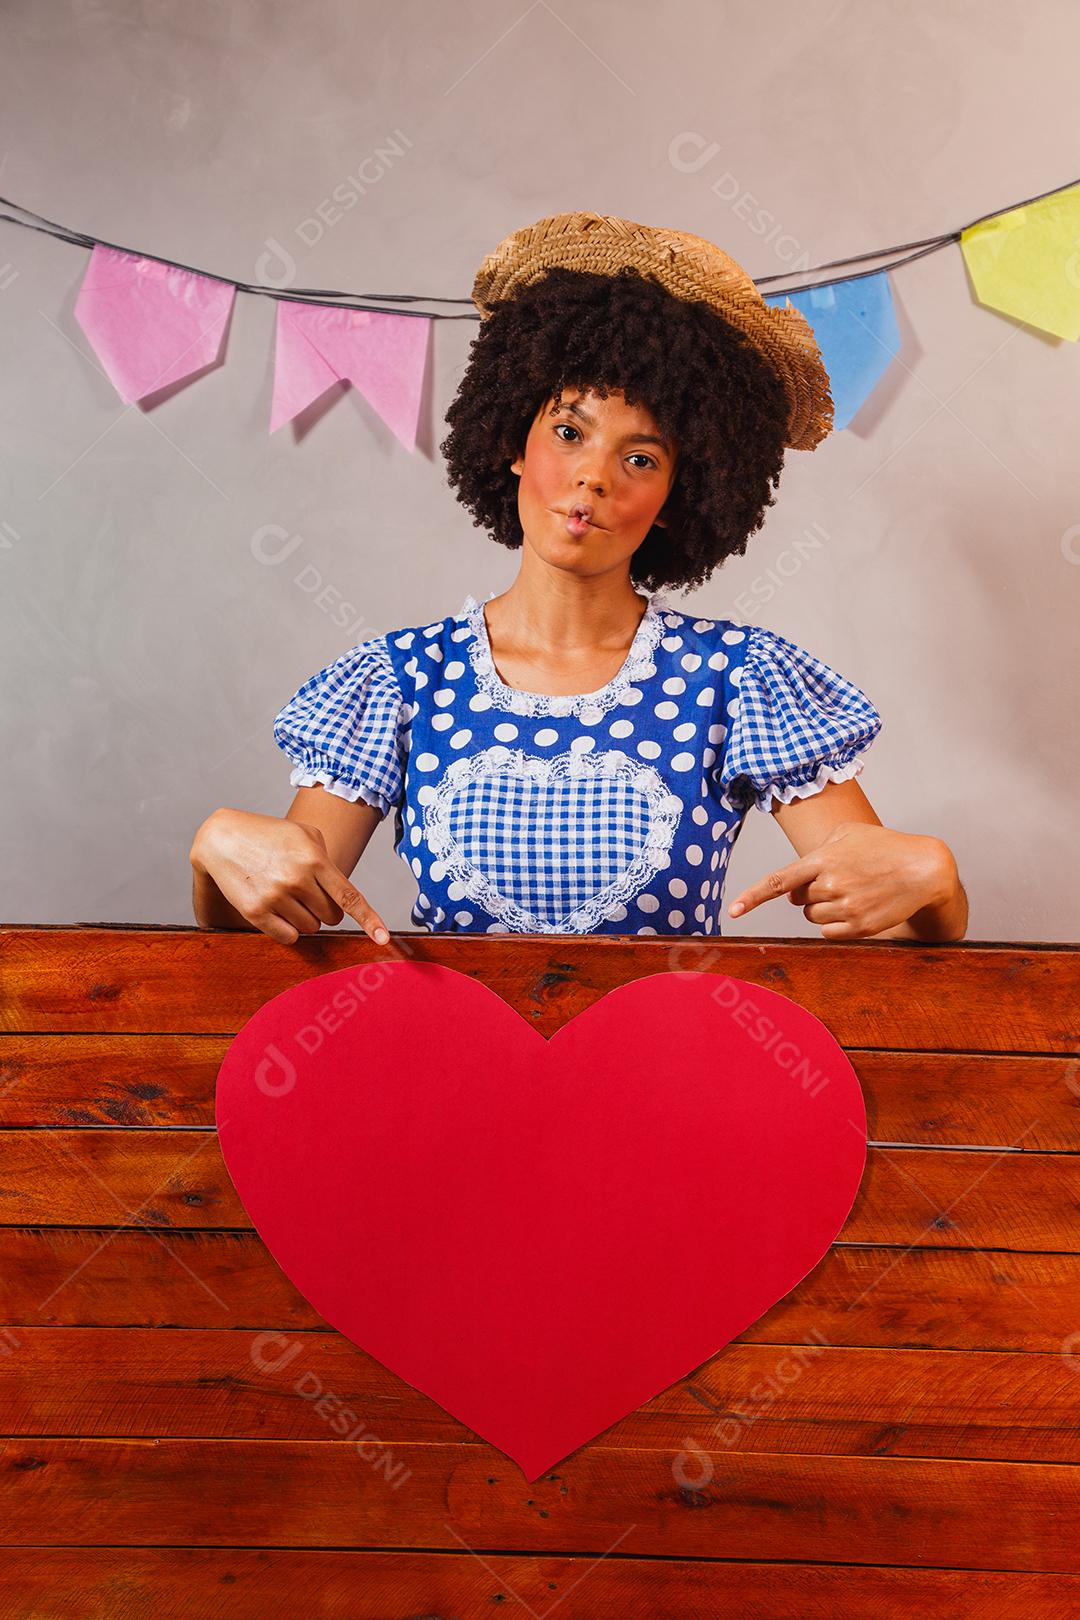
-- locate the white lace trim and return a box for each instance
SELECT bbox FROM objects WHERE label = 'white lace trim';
[750,753,869,813]
[288,764,390,816]
[458,589,677,718]
[422,745,683,933]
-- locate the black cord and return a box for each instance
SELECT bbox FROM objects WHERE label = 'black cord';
[1,174,1077,314]
[757,174,1080,297]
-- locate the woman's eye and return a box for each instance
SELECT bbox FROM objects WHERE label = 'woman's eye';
[628,453,657,470]
[554,423,579,442]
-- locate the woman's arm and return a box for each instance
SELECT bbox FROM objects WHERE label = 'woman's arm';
[727,776,968,942]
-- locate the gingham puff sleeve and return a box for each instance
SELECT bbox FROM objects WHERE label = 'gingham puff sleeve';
[719,624,883,813]
[273,635,407,816]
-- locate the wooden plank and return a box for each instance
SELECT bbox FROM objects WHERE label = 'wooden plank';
[1,1439,1078,1572]
[861,1051,1080,1150]
[3,1038,1078,1150]
[0,1034,218,1128]
[0,1548,1074,1618]
[3,1329,1079,1464]
[6,1229,1078,1352]
[0,1227,314,1333]
[3,927,1078,1052]
[1,1130,1077,1251]
[0,1129,237,1229]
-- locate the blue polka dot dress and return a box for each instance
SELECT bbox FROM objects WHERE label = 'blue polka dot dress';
[273,589,883,936]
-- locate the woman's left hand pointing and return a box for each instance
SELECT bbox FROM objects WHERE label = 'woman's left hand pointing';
[726,821,954,939]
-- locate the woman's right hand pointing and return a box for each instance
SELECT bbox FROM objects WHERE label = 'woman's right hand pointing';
[189,807,392,946]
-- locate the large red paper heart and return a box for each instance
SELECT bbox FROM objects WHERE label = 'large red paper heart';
[216,961,866,1480]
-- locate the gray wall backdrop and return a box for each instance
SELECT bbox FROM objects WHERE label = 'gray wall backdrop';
[2,0,1077,941]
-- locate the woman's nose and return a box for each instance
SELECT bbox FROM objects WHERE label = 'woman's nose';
[575,457,611,493]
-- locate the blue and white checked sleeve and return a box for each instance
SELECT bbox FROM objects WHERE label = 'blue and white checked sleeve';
[719,624,883,813]
[273,635,407,816]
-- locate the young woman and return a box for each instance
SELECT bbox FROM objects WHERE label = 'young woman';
[190,212,967,946]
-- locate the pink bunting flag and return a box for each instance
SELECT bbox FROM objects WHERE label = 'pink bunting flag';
[270,300,430,450]
[74,243,235,403]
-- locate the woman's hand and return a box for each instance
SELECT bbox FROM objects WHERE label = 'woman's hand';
[727,822,960,940]
[189,807,392,946]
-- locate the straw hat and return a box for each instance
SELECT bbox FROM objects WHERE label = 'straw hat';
[471,211,833,452]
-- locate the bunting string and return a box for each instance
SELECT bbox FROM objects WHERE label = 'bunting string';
[2,173,1079,447]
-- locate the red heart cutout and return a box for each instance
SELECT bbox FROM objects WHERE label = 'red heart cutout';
[216,961,866,1480]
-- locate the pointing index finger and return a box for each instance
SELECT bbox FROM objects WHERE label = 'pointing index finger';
[319,863,391,944]
[728,853,822,917]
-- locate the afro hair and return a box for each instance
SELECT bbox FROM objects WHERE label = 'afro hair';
[440,264,793,594]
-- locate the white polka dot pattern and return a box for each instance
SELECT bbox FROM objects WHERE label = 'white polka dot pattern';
[273,591,883,937]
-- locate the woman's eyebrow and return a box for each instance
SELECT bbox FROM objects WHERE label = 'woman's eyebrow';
[552,399,673,454]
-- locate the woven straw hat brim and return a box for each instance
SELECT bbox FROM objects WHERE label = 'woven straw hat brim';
[472,211,834,452]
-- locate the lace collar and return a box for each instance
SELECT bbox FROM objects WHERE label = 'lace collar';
[457,589,676,718]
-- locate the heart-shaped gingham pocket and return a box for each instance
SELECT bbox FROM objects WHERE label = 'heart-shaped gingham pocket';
[423,746,683,932]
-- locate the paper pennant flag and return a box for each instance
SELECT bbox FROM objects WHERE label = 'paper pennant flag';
[216,960,867,1481]
[73,243,235,404]
[270,301,430,449]
[765,272,900,431]
[960,183,1080,341]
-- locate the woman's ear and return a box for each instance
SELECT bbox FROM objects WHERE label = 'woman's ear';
[510,453,523,477]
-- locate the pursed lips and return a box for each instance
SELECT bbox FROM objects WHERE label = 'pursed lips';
[554,507,607,530]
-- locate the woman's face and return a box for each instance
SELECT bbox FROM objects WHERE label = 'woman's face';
[509,385,678,583]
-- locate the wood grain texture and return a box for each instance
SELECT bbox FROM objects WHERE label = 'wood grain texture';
[6,1229,1080,1351]
[1,1439,1079,1570]
[2,1128,1076,1249]
[0,1549,1076,1620]
[2,924,1078,1615]
[2,925,1078,1049]
[3,1329,1080,1462]
[3,1035,1077,1147]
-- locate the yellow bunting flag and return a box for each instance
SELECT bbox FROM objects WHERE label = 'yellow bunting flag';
[960,183,1080,341]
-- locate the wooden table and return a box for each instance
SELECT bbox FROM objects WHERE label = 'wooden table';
[2,925,1079,1616]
